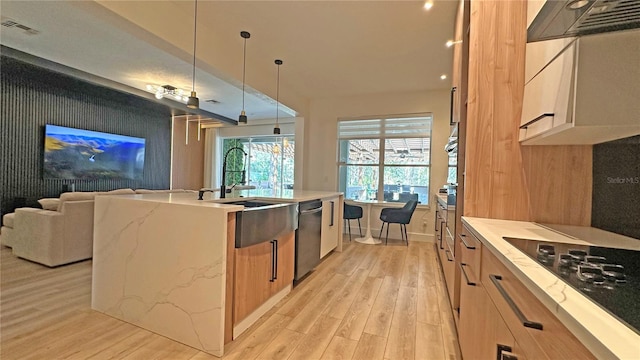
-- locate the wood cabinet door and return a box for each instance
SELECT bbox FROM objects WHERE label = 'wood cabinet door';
[233,241,273,323]
[459,276,525,360]
[272,231,295,294]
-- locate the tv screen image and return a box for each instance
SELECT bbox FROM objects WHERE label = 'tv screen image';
[44,125,145,180]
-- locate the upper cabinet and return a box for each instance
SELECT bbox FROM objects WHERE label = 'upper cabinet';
[520,29,640,145]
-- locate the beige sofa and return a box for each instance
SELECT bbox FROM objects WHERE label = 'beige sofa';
[10,189,134,267]
[7,188,194,267]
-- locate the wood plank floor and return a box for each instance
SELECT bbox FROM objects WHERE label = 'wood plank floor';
[0,240,461,360]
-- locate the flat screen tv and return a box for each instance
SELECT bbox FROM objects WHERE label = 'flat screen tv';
[44,124,145,180]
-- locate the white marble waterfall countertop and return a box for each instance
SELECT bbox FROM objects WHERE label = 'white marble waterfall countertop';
[111,190,342,205]
[92,195,236,356]
[462,217,640,360]
[210,189,342,203]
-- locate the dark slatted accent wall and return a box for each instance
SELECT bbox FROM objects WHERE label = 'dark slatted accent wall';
[1,56,171,220]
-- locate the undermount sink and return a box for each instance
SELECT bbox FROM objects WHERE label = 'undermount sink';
[221,200,279,208]
[221,201,298,248]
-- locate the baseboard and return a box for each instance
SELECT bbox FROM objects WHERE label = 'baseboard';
[342,230,435,243]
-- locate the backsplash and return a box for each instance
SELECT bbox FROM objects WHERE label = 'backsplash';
[592,134,640,240]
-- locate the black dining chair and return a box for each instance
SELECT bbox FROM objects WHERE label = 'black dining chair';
[379,199,418,246]
[343,203,363,242]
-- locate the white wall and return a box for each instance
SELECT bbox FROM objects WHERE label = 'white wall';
[303,89,451,242]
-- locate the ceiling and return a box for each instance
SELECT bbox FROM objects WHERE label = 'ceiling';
[0,1,457,122]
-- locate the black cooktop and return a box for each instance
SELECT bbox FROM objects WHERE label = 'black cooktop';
[506,237,640,335]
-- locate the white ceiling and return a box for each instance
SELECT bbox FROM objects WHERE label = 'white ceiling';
[0,0,457,122]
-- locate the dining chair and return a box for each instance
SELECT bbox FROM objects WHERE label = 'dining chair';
[379,199,418,245]
[343,203,363,242]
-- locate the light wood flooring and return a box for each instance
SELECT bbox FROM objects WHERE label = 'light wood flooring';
[0,239,461,360]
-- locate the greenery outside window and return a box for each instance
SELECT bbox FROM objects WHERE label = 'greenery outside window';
[338,115,432,205]
[222,136,294,195]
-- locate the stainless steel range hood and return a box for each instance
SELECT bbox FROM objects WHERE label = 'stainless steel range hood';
[528,0,640,42]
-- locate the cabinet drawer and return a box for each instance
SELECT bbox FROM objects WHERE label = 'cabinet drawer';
[481,249,595,360]
[459,225,481,277]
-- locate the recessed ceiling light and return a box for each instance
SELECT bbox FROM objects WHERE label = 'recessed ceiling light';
[423,1,434,10]
[440,74,447,80]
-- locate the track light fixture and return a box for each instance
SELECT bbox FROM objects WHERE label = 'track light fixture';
[187,0,199,109]
[273,59,283,135]
[238,31,251,123]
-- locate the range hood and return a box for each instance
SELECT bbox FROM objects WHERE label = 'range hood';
[528,0,640,42]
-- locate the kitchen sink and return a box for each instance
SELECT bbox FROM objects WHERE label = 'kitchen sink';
[221,200,298,248]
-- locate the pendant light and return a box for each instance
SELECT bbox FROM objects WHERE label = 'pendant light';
[186,0,199,109]
[238,31,251,123]
[273,59,283,135]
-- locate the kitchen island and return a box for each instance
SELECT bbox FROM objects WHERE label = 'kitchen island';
[461,217,640,360]
[91,190,342,357]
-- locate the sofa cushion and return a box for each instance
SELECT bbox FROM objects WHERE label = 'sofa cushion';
[105,188,135,195]
[3,213,15,228]
[134,189,155,194]
[58,192,98,211]
[38,198,61,211]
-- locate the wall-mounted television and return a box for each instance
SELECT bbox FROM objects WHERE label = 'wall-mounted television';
[44,124,145,180]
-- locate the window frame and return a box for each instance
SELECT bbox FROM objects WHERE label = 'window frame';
[337,114,433,205]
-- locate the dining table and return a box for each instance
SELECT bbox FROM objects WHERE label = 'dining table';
[347,199,404,245]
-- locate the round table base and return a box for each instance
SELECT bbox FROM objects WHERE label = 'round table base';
[355,236,381,245]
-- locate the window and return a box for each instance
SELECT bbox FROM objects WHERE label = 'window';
[338,115,432,205]
[222,136,294,195]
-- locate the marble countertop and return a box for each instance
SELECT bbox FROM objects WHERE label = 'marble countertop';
[462,217,640,360]
[435,193,455,210]
[103,190,342,209]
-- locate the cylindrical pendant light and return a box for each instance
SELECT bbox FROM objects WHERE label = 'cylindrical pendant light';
[273,59,283,135]
[239,31,251,123]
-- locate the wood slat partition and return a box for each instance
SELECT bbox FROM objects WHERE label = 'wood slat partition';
[171,118,205,191]
[0,56,171,221]
[463,0,593,224]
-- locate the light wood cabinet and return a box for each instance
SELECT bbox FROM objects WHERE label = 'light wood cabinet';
[320,197,339,258]
[457,224,595,359]
[481,247,595,359]
[233,231,294,324]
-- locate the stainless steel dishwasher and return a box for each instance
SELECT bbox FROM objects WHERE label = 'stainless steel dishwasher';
[295,199,322,281]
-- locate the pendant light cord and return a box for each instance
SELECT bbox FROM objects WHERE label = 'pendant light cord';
[276,63,280,125]
[242,38,247,110]
[191,0,198,92]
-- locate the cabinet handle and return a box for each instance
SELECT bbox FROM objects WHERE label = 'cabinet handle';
[496,344,514,360]
[439,223,445,249]
[270,240,276,282]
[445,249,454,262]
[450,86,457,125]
[459,233,475,249]
[329,201,334,227]
[489,275,543,330]
[460,263,475,286]
[273,239,278,280]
